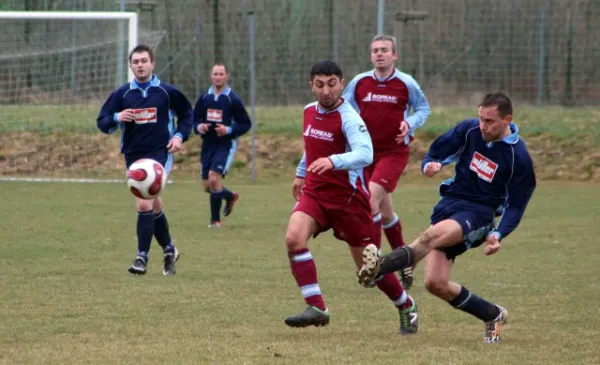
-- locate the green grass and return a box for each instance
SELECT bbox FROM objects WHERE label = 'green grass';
[1,176,599,364]
[2,104,600,143]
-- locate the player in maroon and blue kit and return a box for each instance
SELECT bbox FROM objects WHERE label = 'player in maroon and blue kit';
[343,35,431,289]
[357,92,536,343]
[283,60,418,335]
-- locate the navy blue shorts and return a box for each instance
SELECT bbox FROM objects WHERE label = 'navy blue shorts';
[124,148,173,174]
[200,141,237,180]
[430,198,495,260]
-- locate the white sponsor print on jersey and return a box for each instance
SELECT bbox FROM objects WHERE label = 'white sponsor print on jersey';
[134,108,157,124]
[361,92,398,103]
[303,124,334,142]
[207,108,223,122]
[469,152,498,182]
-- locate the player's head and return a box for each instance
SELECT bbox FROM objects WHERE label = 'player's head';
[128,45,155,83]
[478,92,513,141]
[370,35,398,71]
[310,60,344,109]
[211,64,229,89]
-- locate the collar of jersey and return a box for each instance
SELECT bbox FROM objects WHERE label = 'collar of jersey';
[208,85,231,96]
[487,122,520,147]
[130,75,160,90]
[371,69,398,82]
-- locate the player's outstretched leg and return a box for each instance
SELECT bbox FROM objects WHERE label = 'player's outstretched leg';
[357,244,415,287]
[284,306,330,328]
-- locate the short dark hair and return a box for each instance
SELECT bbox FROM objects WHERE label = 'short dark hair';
[212,63,229,73]
[479,92,513,117]
[310,60,342,80]
[129,44,155,63]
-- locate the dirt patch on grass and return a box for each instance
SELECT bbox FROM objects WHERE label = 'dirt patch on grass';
[1,132,600,181]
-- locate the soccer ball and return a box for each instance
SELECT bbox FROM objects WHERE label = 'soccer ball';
[126,158,167,199]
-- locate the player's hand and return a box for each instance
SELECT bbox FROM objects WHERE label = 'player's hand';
[117,109,136,122]
[395,121,410,144]
[292,177,305,201]
[307,157,334,175]
[167,136,182,153]
[198,123,210,134]
[215,123,228,137]
[423,162,442,177]
[484,233,501,256]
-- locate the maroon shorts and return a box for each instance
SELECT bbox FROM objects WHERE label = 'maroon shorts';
[364,146,410,193]
[293,191,374,247]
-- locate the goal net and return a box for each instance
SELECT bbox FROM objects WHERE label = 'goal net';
[0,12,165,133]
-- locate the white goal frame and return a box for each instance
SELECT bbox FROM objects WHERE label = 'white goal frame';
[0,11,138,81]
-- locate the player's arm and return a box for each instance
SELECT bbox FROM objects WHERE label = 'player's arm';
[169,87,193,142]
[490,153,537,241]
[192,94,207,135]
[341,76,360,112]
[329,115,373,170]
[97,89,123,134]
[404,76,431,132]
[228,94,252,138]
[296,152,307,178]
[422,120,474,173]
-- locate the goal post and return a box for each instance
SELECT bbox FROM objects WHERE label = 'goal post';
[0,11,138,81]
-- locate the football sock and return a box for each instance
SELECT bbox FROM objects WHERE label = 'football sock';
[372,212,382,248]
[136,210,154,261]
[221,186,234,201]
[376,272,412,310]
[383,213,406,249]
[448,286,501,322]
[153,210,174,253]
[288,248,327,312]
[210,189,223,222]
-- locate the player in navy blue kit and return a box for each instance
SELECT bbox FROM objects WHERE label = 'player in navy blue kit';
[357,92,536,343]
[193,64,251,227]
[97,45,193,276]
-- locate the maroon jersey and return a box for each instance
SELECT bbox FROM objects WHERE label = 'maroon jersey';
[296,100,373,202]
[343,69,430,152]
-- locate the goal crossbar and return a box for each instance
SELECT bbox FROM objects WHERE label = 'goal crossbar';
[0,11,138,80]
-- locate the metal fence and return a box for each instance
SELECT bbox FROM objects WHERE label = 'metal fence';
[1,0,599,106]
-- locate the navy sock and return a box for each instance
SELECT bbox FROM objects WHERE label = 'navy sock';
[221,186,234,201]
[210,189,223,222]
[136,210,154,262]
[154,210,174,253]
[448,286,501,322]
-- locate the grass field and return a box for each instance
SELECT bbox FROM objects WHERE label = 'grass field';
[1,176,599,365]
[2,104,600,143]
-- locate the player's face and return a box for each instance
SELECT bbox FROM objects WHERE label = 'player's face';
[129,51,155,83]
[211,66,229,89]
[311,75,344,109]
[479,106,512,141]
[370,40,397,70]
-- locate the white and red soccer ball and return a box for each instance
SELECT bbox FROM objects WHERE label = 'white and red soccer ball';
[126,158,167,199]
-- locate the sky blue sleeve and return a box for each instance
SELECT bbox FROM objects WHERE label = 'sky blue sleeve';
[296,152,307,178]
[421,120,473,172]
[492,150,536,240]
[329,108,373,170]
[342,76,360,112]
[404,75,431,132]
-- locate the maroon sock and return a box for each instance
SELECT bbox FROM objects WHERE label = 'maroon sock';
[383,214,406,249]
[288,248,326,311]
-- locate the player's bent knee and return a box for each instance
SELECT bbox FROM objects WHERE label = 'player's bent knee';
[136,198,153,212]
[424,277,450,296]
[285,233,306,252]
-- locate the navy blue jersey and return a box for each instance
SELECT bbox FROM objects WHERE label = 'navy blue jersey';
[193,85,251,145]
[97,75,193,154]
[422,119,536,240]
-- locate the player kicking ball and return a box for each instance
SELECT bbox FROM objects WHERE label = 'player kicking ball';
[357,92,536,342]
[283,60,417,335]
